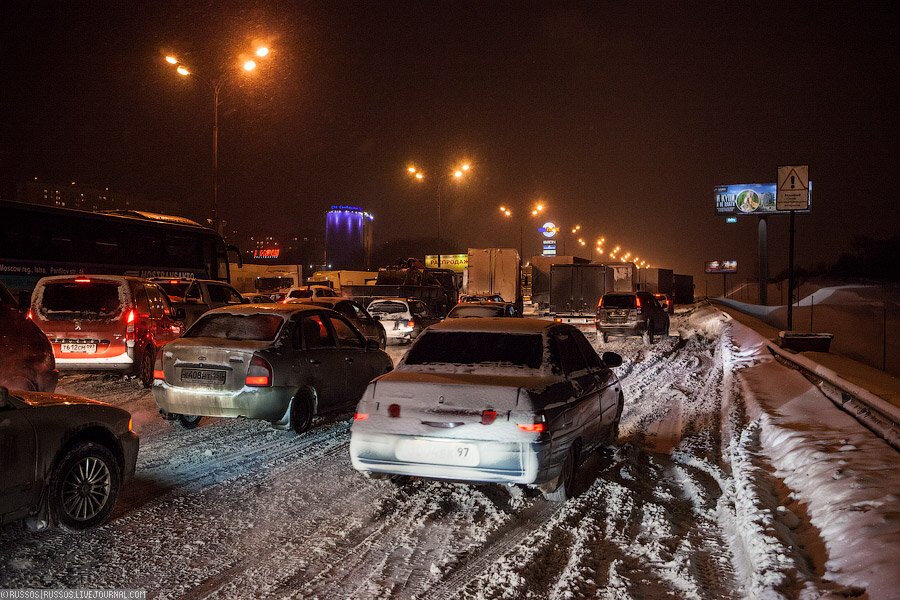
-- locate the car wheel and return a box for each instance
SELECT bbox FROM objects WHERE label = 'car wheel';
[177,414,202,429]
[50,442,121,530]
[139,345,155,389]
[543,447,576,502]
[643,325,654,344]
[290,393,314,435]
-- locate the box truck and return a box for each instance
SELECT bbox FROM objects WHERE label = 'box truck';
[549,263,614,324]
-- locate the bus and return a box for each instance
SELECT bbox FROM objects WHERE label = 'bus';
[0,200,240,304]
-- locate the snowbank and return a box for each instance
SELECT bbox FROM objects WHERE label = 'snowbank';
[701,307,900,598]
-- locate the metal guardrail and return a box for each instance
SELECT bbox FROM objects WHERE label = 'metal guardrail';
[765,341,900,452]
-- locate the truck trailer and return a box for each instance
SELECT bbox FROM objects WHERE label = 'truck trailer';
[635,267,674,295]
[465,248,521,303]
[549,263,614,324]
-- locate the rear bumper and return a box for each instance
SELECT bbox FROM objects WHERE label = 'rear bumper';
[152,381,293,421]
[349,431,554,485]
[595,321,647,335]
[54,350,134,371]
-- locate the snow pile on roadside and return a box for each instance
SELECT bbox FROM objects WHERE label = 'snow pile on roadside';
[705,307,900,598]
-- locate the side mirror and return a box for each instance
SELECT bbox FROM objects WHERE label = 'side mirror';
[242,297,252,304]
[371,314,381,321]
[173,307,187,322]
[366,339,381,351]
[601,351,623,368]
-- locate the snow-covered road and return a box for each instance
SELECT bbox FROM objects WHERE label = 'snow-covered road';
[1,306,895,598]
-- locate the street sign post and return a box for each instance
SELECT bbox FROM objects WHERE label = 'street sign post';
[777,165,810,329]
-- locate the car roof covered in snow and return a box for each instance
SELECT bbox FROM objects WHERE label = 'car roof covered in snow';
[205,303,328,317]
[427,317,553,334]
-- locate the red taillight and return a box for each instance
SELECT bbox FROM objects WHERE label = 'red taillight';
[635,296,642,314]
[481,409,498,425]
[169,279,179,284]
[153,369,165,381]
[74,278,91,283]
[407,320,415,328]
[517,422,546,433]
[26,309,33,320]
[354,412,369,421]
[388,403,401,418]
[126,309,135,323]
[246,355,272,387]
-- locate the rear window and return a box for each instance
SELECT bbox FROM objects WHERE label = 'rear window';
[448,305,504,318]
[601,294,636,309]
[369,301,407,315]
[405,331,544,369]
[157,282,191,299]
[38,281,123,321]
[185,313,284,341]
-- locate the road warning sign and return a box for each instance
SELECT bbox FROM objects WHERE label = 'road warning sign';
[777,165,810,211]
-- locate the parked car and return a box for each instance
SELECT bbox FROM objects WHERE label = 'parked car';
[447,301,520,318]
[151,277,247,328]
[300,298,387,349]
[366,298,440,344]
[243,293,277,304]
[350,318,624,501]
[0,386,139,530]
[31,276,185,387]
[0,282,58,392]
[459,293,504,303]
[152,304,393,432]
[595,291,670,344]
[654,293,675,314]
[282,285,338,302]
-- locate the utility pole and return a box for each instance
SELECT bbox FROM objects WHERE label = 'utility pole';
[787,210,796,329]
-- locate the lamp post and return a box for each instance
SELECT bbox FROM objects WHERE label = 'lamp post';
[406,161,472,267]
[164,45,270,233]
[498,201,545,260]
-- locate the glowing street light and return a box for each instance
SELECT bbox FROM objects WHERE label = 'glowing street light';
[414,172,424,180]
[407,166,417,174]
[162,42,274,232]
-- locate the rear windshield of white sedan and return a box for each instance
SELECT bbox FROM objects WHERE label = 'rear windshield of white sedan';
[185,314,284,341]
[447,305,505,318]
[404,331,543,369]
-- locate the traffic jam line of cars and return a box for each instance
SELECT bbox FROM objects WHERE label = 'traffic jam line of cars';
[1,276,629,531]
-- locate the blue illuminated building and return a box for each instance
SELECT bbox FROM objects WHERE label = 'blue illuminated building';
[324,205,374,269]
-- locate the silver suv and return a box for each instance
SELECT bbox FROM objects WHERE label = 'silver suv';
[596,291,669,344]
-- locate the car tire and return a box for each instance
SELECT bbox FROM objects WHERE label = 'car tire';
[138,345,155,389]
[49,441,121,530]
[643,325,655,345]
[290,393,314,435]
[379,330,387,350]
[177,414,202,429]
[543,447,576,502]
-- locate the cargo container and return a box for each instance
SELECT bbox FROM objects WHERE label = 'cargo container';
[549,263,614,323]
[635,267,674,295]
[605,262,638,293]
[526,255,589,307]
[465,248,521,303]
[673,273,695,304]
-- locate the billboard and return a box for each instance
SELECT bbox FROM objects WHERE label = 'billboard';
[705,260,737,274]
[425,254,468,272]
[715,182,811,216]
[542,240,557,256]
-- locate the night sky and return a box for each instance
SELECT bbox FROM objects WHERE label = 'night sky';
[1,1,897,282]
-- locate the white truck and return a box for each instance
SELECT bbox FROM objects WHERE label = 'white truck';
[228,263,302,295]
[465,248,521,304]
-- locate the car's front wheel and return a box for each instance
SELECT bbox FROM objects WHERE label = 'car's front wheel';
[50,442,121,530]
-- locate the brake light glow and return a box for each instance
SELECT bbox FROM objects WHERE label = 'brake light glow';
[126,309,135,323]
[517,422,546,433]
[169,280,179,284]
[153,369,165,381]
[635,295,643,314]
[388,403,401,418]
[128,418,134,432]
[74,278,91,283]
[26,309,33,320]
[481,409,498,425]
[354,412,369,421]
[407,320,415,328]
[246,355,272,387]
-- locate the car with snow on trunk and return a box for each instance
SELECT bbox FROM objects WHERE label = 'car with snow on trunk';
[350,318,624,501]
[152,304,393,433]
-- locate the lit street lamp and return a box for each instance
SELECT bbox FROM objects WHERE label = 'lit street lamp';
[163,45,271,232]
[406,161,473,266]
[498,200,545,260]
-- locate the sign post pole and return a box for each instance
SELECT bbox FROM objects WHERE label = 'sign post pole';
[787,210,795,330]
[723,273,727,298]
[758,216,768,305]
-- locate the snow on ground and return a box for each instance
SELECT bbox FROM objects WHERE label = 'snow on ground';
[1,306,895,598]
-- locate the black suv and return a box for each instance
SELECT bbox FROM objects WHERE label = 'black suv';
[596,291,670,344]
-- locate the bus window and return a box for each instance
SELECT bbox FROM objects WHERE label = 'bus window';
[164,234,202,268]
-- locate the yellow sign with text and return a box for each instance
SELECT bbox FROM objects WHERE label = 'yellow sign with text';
[425,254,468,272]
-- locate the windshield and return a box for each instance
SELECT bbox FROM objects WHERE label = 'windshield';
[185,313,284,341]
[448,305,504,318]
[404,331,544,369]
[368,301,407,315]
[38,281,123,321]
[601,294,636,309]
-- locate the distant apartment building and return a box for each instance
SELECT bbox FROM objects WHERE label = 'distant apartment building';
[16,178,180,215]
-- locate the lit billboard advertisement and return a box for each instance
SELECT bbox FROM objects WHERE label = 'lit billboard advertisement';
[253,248,281,259]
[715,182,811,216]
[425,254,468,272]
[705,260,737,274]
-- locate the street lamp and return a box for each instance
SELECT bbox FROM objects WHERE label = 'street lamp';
[405,160,473,266]
[163,45,271,232]
[498,200,545,260]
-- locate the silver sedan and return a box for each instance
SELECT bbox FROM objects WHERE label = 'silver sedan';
[153,304,393,434]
